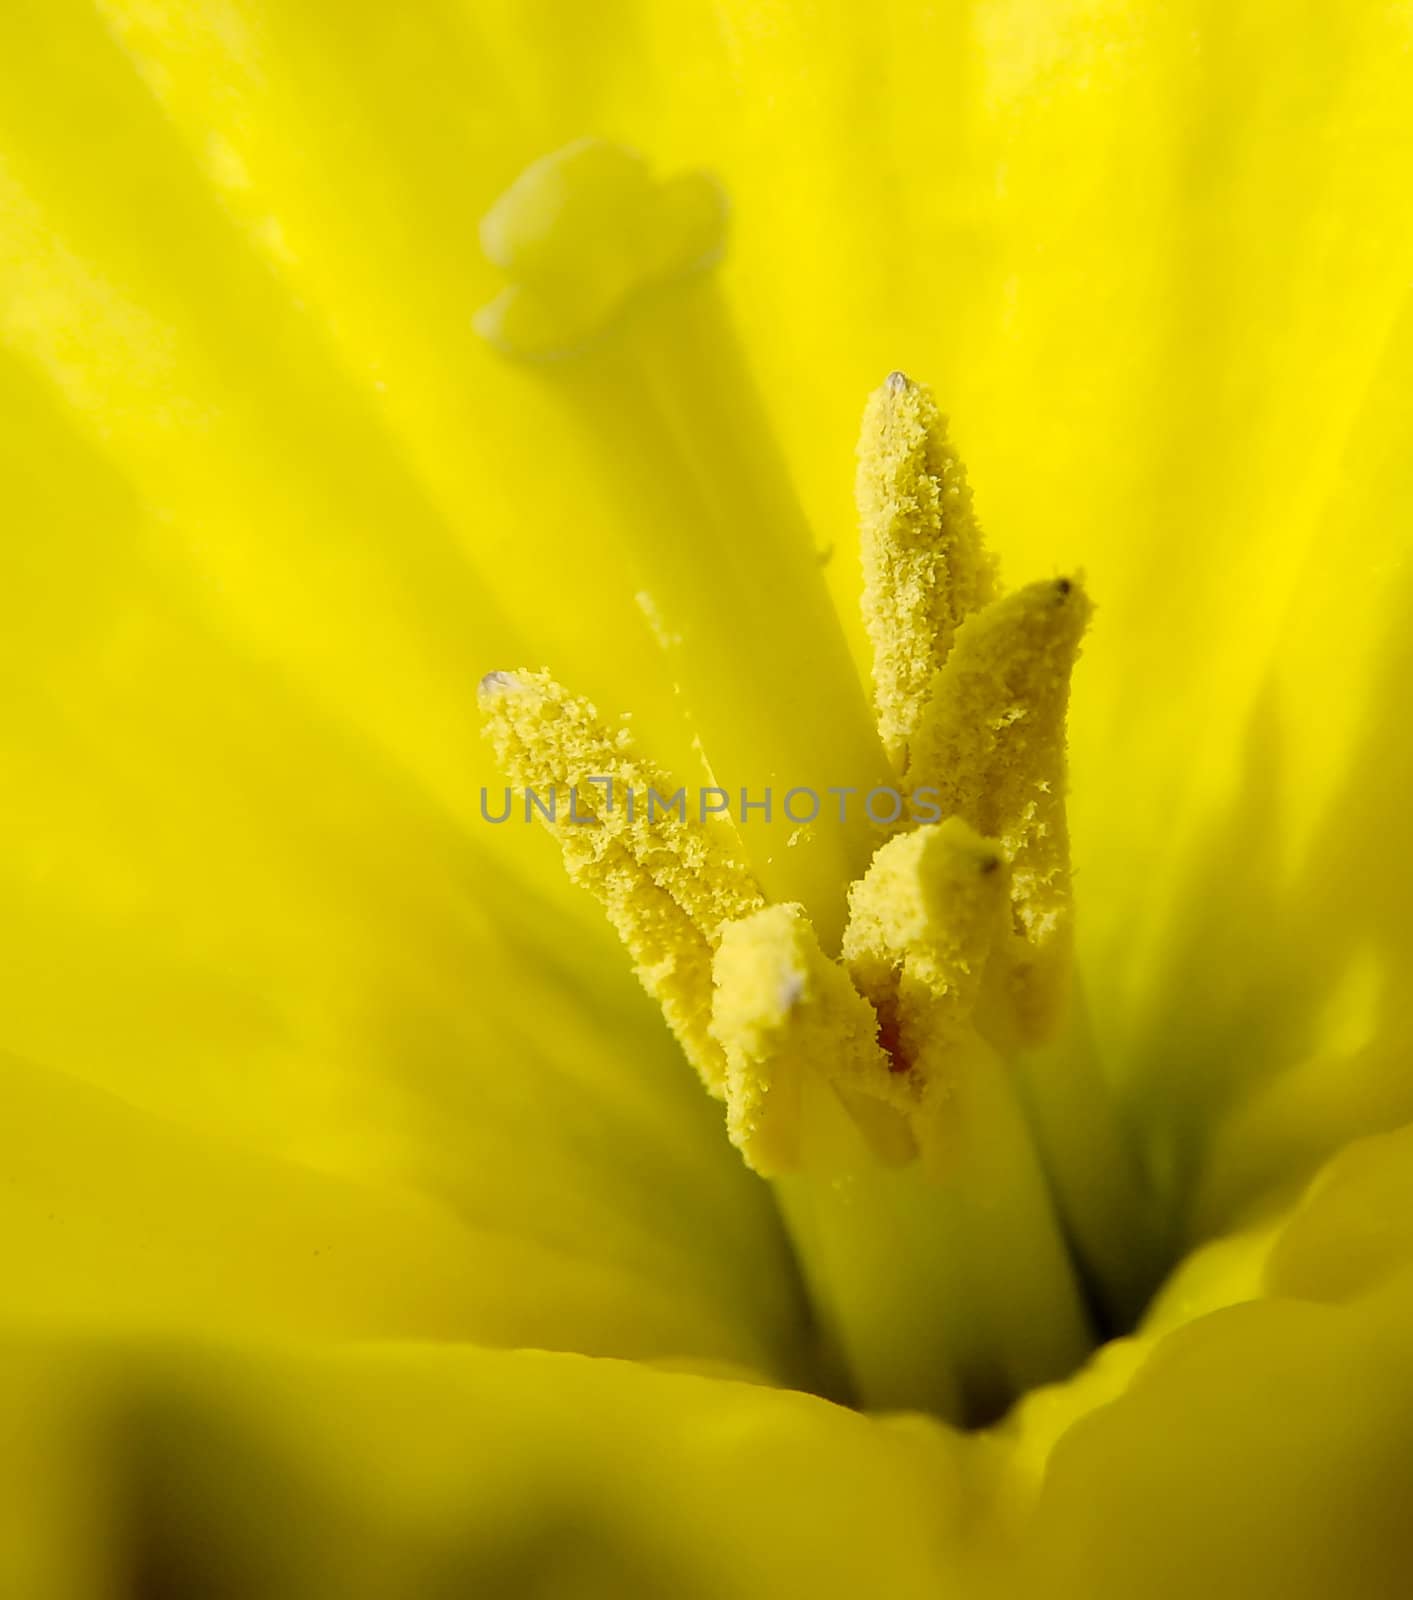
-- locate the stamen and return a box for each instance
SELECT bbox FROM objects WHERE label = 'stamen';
[907,577,1091,1041]
[857,373,997,772]
[475,328,1151,1418]
[710,903,915,1177]
[478,669,762,1089]
[841,823,1092,1413]
[842,817,1008,1072]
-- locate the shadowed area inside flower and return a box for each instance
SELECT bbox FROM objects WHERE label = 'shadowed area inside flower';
[475,140,1165,1424]
[1120,294,1413,1249]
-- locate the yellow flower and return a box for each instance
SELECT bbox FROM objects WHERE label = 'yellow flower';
[3,2,1413,1596]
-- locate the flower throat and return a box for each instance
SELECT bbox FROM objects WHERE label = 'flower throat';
[477,140,1159,1425]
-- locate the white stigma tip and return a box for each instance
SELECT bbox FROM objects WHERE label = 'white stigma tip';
[779,971,807,1013]
[478,670,522,700]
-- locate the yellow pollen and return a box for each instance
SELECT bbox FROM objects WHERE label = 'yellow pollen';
[478,669,762,1089]
[906,576,1091,1041]
[710,904,916,1177]
[842,817,1009,1076]
[857,372,998,772]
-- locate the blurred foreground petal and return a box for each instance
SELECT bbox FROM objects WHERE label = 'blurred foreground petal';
[0,1336,985,1600]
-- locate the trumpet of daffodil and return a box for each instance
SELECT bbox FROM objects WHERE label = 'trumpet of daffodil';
[3,0,1413,1595]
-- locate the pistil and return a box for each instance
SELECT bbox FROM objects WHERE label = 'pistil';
[476,139,889,942]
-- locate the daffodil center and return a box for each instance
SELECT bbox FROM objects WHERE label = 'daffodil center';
[476,142,1158,1425]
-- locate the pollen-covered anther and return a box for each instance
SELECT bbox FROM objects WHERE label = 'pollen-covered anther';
[843,817,1010,1080]
[857,372,998,772]
[479,667,762,1089]
[710,904,916,1176]
[905,575,1092,1042]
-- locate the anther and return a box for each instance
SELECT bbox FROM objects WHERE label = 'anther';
[710,903,914,1175]
[906,577,1092,1042]
[857,373,997,772]
[480,668,762,1088]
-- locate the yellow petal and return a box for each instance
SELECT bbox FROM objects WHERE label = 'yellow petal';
[1129,294,1413,1234]
[1006,1285,1413,1599]
[1265,1118,1413,1308]
[0,450,808,1376]
[0,1049,807,1379]
[996,1119,1413,1595]
[0,1333,989,1599]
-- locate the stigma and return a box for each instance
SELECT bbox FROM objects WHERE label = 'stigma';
[474,139,727,360]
